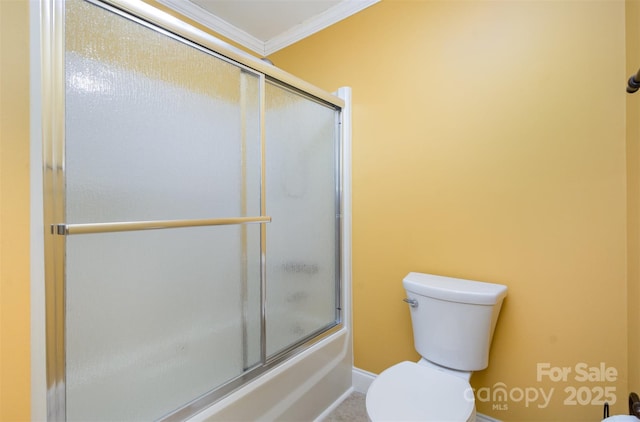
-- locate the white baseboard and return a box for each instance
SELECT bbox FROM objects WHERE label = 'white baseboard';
[351,367,501,422]
[352,366,376,393]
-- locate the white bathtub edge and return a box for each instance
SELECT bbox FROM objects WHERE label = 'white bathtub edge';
[189,328,350,421]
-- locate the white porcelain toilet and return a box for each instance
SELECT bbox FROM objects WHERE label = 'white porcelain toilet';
[366,272,508,422]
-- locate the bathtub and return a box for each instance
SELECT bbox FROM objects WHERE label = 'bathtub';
[189,328,352,421]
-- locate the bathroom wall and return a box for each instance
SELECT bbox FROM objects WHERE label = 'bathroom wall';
[627,0,640,397]
[0,0,31,420]
[271,1,628,420]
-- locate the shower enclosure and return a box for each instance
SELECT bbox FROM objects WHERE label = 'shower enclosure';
[41,0,351,420]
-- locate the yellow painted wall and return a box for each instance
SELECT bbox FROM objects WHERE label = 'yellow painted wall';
[0,0,31,420]
[272,1,628,420]
[627,0,640,397]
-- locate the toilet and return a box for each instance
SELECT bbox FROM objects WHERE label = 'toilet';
[366,272,508,422]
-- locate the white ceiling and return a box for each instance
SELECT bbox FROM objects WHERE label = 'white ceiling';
[157,0,379,56]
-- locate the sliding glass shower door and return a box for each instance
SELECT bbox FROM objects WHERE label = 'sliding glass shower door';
[63,1,263,419]
[265,82,340,356]
[45,0,343,420]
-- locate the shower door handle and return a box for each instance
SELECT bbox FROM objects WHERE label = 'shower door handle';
[54,215,271,235]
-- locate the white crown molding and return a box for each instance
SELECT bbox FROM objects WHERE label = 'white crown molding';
[264,0,379,56]
[156,0,379,57]
[157,0,267,56]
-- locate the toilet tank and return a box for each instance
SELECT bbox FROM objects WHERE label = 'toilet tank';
[403,272,507,372]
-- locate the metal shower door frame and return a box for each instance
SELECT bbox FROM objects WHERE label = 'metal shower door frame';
[40,0,346,420]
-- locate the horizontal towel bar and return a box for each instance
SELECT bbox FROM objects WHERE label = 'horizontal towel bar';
[54,216,271,235]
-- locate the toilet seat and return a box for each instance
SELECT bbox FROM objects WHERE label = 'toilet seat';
[366,361,476,422]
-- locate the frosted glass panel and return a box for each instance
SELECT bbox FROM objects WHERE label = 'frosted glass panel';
[65,0,261,223]
[65,226,261,421]
[64,1,261,420]
[265,82,339,356]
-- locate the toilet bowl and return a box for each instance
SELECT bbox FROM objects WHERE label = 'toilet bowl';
[366,361,476,422]
[365,273,507,422]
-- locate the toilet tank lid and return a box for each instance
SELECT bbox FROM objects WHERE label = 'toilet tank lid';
[403,272,507,305]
